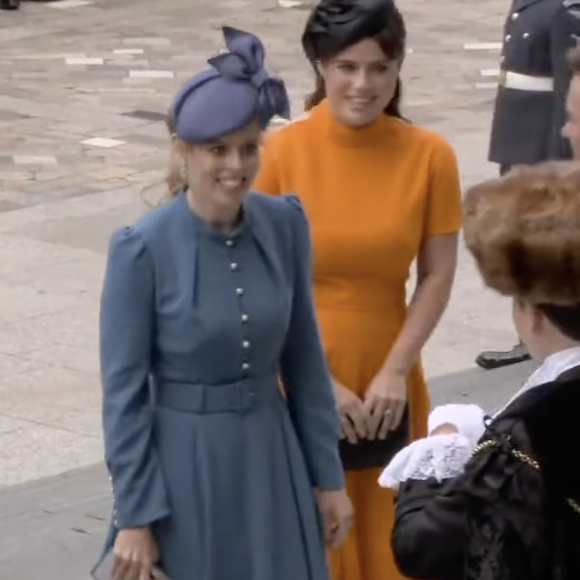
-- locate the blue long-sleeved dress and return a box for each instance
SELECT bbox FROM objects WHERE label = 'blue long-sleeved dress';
[98,191,344,580]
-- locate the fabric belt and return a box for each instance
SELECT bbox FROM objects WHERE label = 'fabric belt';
[499,70,553,92]
[154,372,280,414]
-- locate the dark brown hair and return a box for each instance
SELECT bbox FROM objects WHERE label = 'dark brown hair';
[302,2,406,118]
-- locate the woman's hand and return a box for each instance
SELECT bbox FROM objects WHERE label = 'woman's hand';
[363,368,407,440]
[333,379,367,443]
[112,527,159,580]
[315,489,353,549]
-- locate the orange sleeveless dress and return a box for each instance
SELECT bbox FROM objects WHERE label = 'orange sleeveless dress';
[253,100,462,580]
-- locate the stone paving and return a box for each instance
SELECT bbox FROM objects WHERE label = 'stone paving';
[0,0,528,491]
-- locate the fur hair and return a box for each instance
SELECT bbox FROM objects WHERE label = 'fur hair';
[463,161,580,305]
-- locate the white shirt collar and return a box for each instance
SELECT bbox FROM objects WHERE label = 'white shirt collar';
[525,345,580,389]
[494,345,580,417]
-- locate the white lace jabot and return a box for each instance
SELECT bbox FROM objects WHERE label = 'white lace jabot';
[378,346,580,490]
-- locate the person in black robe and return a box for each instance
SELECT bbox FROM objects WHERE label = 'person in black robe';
[380,161,580,580]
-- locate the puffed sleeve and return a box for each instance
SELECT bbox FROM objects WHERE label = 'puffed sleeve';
[100,227,170,529]
[548,0,579,160]
[424,137,463,237]
[391,433,546,580]
[253,130,283,195]
[278,195,345,491]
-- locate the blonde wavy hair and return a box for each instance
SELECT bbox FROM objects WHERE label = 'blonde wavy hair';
[141,113,188,206]
[164,114,188,199]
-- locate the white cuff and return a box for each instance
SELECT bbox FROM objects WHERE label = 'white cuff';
[378,433,474,489]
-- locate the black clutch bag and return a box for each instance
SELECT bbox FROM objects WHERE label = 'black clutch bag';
[339,407,409,471]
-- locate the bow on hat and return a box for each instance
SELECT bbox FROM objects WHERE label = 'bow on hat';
[208,27,290,122]
[170,27,290,142]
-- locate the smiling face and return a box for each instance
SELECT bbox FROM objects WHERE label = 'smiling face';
[317,37,401,128]
[174,120,262,218]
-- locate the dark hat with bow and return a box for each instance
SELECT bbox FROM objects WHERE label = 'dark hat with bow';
[170,27,290,144]
[302,0,404,63]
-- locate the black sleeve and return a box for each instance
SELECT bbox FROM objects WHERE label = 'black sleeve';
[391,477,467,580]
[548,0,580,159]
[391,436,546,580]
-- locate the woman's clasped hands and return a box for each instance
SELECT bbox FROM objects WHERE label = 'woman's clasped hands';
[334,367,407,443]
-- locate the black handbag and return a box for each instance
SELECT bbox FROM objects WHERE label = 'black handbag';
[339,407,409,471]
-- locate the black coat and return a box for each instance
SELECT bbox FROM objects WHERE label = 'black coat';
[489,0,580,165]
[391,366,580,580]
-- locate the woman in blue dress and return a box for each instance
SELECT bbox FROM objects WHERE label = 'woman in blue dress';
[98,26,352,580]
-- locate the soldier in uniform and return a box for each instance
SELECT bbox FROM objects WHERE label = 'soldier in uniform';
[476,0,580,369]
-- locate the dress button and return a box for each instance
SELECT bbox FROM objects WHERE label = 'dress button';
[230,262,238,271]
[242,340,250,348]
[505,34,511,41]
[236,287,244,296]
[511,11,518,19]
[241,314,249,323]
[226,239,233,247]
[522,32,529,38]
[242,362,250,371]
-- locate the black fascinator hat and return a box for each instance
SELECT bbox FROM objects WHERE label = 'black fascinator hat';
[301,0,406,115]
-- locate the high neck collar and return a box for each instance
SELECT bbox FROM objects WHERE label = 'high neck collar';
[175,190,250,242]
[310,98,397,148]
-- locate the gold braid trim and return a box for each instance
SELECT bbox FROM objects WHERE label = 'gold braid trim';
[473,438,578,514]
[473,438,539,469]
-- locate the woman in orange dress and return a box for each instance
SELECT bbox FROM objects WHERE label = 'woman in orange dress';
[253,0,462,579]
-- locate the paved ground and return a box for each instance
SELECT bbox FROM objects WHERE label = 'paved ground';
[0,0,536,575]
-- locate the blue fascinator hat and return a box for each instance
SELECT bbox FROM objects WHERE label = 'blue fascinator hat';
[169,26,291,144]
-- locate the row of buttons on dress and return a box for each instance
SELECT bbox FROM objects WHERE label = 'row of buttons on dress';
[226,238,251,374]
[109,474,119,526]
